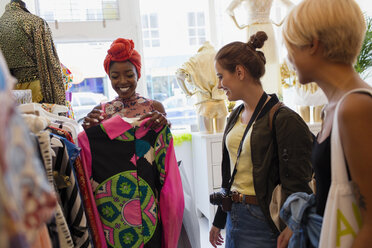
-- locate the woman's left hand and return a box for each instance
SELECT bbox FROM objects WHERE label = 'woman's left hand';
[139,110,170,130]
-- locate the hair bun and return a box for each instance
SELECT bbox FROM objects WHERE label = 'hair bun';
[108,38,134,60]
[248,31,268,49]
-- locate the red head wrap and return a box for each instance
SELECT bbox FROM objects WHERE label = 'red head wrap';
[103,38,142,79]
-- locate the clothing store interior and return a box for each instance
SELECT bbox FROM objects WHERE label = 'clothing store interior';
[0,0,371,247]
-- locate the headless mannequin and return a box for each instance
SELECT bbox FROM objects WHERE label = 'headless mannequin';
[281,61,326,123]
[176,71,226,133]
[176,42,227,133]
[0,0,66,104]
[226,0,294,96]
[295,82,327,123]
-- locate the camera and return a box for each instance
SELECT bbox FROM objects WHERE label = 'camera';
[209,189,232,212]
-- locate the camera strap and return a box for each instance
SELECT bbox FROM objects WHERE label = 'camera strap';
[227,92,268,192]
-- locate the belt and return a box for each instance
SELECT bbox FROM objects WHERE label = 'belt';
[231,192,258,205]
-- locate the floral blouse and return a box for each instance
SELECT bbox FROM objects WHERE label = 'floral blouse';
[101,94,155,120]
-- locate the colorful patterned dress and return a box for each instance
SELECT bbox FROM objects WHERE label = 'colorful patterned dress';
[78,116,184,248]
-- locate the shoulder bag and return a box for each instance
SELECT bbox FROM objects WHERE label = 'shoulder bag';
[318,88,372,248]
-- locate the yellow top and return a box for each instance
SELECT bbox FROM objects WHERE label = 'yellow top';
[227,113,256,195]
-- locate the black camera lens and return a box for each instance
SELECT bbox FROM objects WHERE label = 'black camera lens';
[210,192,224,206]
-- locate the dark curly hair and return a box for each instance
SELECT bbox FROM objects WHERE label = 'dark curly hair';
[215,31,268,81]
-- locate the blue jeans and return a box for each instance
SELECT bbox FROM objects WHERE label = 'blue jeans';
[226,203,278,248]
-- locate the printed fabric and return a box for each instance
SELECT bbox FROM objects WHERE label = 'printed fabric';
[78,115,184,248]
[0,2,66,104]
[36,131,74,248]
[0,51,27,247]
[101,94,155,120]
[48,130,93,248]
[2,106,57,245]
[0,51,56,247]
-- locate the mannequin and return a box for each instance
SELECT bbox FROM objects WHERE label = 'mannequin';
[226,0,294,96]
[0,0,66,105]
[294,82,327,123]
[280,61,327,123]
[176,41,227,133]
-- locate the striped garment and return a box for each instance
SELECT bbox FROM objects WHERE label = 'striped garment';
[48,127,93,248]
[37,131,74,248]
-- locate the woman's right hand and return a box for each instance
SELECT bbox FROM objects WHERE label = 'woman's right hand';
[277,226,293,248]
[209,225,224,248]
[82,107,105,130]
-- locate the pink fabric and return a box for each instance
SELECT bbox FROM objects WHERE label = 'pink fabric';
[77,132,107,248]
[136,117,162,139]
[160,138,185,248]
[101,115,133,140]
[31,224,52,248]
[78,119,184,248]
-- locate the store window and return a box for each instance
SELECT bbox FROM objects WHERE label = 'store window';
[37,0,119,22]
[187,12,206,46]
[139,0,210,131]
[55,42,112,124]
[141,14,160,48]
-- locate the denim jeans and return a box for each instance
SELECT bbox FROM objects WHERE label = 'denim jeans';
[226,203,278,248]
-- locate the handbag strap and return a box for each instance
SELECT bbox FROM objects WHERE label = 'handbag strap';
[331,88,372,183]
[227,92,268,191]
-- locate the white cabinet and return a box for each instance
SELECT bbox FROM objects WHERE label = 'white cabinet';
[192,132,223,227]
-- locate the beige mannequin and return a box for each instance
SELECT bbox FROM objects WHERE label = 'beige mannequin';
[297,105,323,123]
[226,0,294,96]
[281,61,326,123]
[295,82,326,123]
[176,42,227,133]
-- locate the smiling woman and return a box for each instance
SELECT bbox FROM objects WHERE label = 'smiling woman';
[108,61,138,99]
[82,38,169,130]
[77,38,184,248]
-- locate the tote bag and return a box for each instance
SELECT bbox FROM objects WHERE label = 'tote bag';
[318,88,372,248]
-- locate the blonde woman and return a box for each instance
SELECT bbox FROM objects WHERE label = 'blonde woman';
[278,0,372,247]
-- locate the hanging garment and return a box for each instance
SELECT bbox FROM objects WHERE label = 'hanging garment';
[48,129,93,248]
[31,224,53,248]
[47,122,103,248]
[0,51,56,247]
[36,131,74,248]
[0,2,66,104]
[78,115,184,248]
[0,51,29,247]
[61,63,74,119]
[2,101,57,245]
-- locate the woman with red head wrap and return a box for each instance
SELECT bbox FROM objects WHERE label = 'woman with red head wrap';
[83,38,168,129]
[78,39,184,248]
